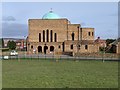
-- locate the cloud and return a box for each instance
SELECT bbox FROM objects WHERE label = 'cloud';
[2,16,16,21]
[2,22,28,38]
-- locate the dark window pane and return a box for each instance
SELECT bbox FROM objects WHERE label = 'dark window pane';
[88,32,90,36]
[43,30,45,42]
[72,33,74,41]
[71,44,73,49]
[31,45,33,49]
[46,30,49,42]
[54,33,57,42]
[39,33,41,42]
[50,30,53,42]
[85,45,88,49]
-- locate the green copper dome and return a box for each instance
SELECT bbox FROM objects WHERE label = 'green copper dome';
[42,11,60,19]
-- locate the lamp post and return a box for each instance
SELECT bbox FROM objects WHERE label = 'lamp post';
[103,43,106,62]
[77,26,79,55]
[24,36,27,59]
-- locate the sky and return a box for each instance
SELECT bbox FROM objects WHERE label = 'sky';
[2,2,118,39]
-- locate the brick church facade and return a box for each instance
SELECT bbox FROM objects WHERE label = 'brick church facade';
[27,10,99,55]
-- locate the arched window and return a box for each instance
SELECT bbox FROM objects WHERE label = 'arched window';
[43,30,45,42]
[78,45,80,49]
[38,46,42,53]
[71,44,73,49]
[88,32,90,36]
[50,46,54,51]
[58,45,61,48]
[92,32,94,36]
[50,30,53,42]
[46,30,49,42]
[72,33,75,41]
[54,33,57,42]
[85,45,88,50]
[39,33,41,42]
[31,45,33,49]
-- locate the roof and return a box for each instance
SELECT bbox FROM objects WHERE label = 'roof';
[42,11,60,19]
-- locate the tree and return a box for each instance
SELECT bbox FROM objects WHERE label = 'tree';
[7,40,16,50]
[106,39,116,46]
[0,38,4,48]
[106,39,117,53]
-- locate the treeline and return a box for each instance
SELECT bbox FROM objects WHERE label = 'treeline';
[106,39,116,46]
[0,38,16,50]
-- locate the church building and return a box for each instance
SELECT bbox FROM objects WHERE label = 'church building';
[27,10,99,55]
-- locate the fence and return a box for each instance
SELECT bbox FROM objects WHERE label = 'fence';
[1,53,120,61]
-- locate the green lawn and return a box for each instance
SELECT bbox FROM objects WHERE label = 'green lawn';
[2,59,118,88]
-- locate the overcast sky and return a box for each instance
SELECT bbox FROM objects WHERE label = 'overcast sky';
[2,2,118,39]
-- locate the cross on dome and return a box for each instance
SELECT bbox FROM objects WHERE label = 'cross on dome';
[50,8,53,13]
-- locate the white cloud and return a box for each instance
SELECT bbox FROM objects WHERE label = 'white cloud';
[2,16,16,21]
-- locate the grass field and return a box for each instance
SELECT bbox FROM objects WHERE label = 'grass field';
[2,59,118,88]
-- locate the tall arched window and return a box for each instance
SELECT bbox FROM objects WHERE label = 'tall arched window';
[43,30,45,42]
[92,32,94,36]
[54,33,57,42]
[85,45,88,50]
[88,32,90,36]
[50,30,53,42]
[31,45,33,49]
[39,33,41,42]
[71,44,73,49]
[46,30,49,42]
[72,33,75,41]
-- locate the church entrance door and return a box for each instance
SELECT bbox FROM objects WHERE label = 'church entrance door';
[50,46,54,52]
[38,46,42,53]
[44,46,48,54]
